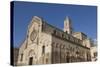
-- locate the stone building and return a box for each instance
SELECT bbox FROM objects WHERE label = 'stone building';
[17,16,92,66]
[91,46,97,61]
[13,48,19,66]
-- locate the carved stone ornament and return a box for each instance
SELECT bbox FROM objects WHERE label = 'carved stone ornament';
[30,29,38,42]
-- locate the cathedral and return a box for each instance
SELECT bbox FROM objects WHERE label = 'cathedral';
[17,16,93,65]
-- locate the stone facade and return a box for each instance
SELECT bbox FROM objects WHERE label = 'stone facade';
[17,16,92,66]
[90,46,97,61]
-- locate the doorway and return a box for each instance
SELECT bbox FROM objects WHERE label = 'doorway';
[66,52,70,63]
[29,57,33,65]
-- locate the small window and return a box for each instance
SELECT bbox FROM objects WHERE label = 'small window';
[20,53,23,61]
[42,46,45,54]
[94,52,97,57]
[62,33,64,38]
[56,43,59,48]
[53,30,56,35]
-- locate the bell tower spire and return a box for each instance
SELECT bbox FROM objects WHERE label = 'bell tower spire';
[64,16,73,34]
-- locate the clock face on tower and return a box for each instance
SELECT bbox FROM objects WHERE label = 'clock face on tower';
[30,28,38,42]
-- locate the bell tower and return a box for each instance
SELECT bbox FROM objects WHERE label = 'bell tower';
[64,16,73,34]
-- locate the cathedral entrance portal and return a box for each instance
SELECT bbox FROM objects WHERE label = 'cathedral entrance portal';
[29,57,33,65]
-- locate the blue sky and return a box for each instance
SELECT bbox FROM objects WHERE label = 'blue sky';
[13,1,97,48]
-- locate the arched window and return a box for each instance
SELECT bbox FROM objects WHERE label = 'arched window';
[28,50,35,65]
[20,53,23,61]
[42,46,45,54]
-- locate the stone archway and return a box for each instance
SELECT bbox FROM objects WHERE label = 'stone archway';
[28,49,36,65]
[29,57,33,65]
